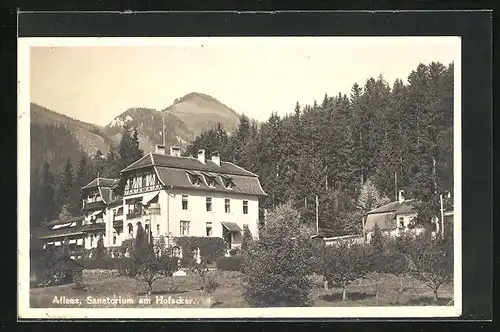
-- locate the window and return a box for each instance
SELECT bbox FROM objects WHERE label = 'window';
[206,222,212,236]
[128,223,133,235]
[156,224,160,235]
[225,199,230,213]
[206,197,212,212]
[399,217,405,229]
[182,195,188,210]
[113,235,117,245]
[90,235,94,247]
[243,224,249,231]
[145,224,150,235]
[180,221,190,236]
[243,200,248,214]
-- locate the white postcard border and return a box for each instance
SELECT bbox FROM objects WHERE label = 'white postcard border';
[17,36,462,319]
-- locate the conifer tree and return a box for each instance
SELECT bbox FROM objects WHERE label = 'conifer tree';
[57,157,78,216]
[39,162,56,224]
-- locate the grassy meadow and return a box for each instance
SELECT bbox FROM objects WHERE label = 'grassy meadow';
[30,269,454,308]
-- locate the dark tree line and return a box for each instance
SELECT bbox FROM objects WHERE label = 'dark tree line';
[30,123,143,231]
[185,62,454,236]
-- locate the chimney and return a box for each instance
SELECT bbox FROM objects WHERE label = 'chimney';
[398,190,405,204]
[211,151,221,166]
[169,146,181,157]
[197,149,206,164]
[154,144,166,155]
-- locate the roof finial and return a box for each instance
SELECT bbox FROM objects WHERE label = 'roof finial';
[97,173,100,186]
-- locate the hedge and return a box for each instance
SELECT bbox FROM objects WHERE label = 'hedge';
[216,255,243,271]
[174,237,225,263]
[76,258,125,270]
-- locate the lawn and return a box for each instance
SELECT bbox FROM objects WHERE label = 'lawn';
[30,269,454,308]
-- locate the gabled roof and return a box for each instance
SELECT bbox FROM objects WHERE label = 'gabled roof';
[367,199,416,215]
[121,152,258,177]
[82,177,119,190]
[155,166,267,196]
[364,212,397,232]
[364,199,417,232]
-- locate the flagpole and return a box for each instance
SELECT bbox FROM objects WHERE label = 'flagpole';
[394,172,398,201]
[440,194,445,240]
[162,113,166,147]
[315,195,319,235]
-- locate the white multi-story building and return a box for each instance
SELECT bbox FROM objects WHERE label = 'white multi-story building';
[39,145,267,254]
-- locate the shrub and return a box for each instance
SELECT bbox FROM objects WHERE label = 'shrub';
[317,241,372,301]
[174,237,224,263]
[38,248,70,286]
[76,257,125,270]
[121,239,135,257]
[216,255,243,271]
[242,202,315,307]
[229,247,240,256]
[72,270,86,290]
[405,231,453,302]
[180,256,195,268]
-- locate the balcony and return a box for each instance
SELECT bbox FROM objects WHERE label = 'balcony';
[83,201,106,211]
[126,211,144,220]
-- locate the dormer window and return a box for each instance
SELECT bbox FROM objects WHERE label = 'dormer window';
[186,170,203,186]
[220,174,235,189]
[202,172,218,187]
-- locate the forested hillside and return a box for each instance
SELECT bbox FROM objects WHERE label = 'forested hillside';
[185,62,454,236]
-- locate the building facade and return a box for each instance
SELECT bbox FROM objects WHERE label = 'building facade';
[363,191,453,242]
[363,192,422,243]
[39,145,266,256]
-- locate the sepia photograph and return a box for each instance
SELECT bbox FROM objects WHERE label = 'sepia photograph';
[18,36,461,319]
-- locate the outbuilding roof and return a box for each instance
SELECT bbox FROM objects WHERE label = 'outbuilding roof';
[364,199,417,232]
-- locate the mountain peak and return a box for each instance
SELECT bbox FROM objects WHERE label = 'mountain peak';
[171,92,239,116]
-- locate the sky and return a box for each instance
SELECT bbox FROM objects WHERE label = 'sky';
[29,37,460,126]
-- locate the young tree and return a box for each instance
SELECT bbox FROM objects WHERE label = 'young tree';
[240,227,253,251]
[317,241,372,301]
[95,235,105,259]
[370,223,384,256]
[120,223,178,293]
[58,203,73,222]
[406,232,453,303]
[242,202,315,307]
[62,237,70,256]
[357,179,391,213]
